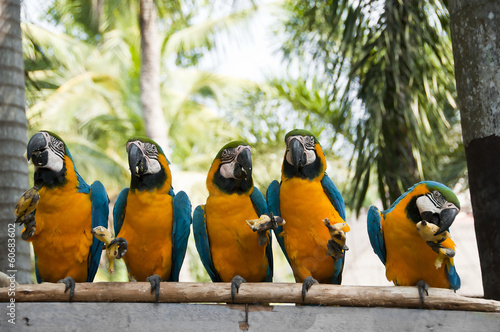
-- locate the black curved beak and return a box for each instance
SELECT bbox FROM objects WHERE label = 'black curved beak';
[234,148,252,180]
[435,205,459,235]
[128,143,147,177]
[27,132,48,166]
[290,138,306,173]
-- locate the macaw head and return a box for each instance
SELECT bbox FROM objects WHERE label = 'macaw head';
[27,131,75,188]
[282,129,326,180]
[409,181,460,236]
[126,137,171,192]
[207,141,253,195]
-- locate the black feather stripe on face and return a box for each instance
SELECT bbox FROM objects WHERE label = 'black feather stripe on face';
[48,135,65,160]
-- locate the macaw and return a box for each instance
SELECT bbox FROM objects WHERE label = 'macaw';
[113,137,191,301]
[23,131,109,299]
[367,180,461,304]
[267,129,350,301]
[193,141,272,299]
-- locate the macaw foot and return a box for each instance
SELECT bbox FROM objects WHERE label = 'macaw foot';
[416,280,429,308]
[326,239,348,260]
[302,276,319,303]
[57,276,75,301]
[246,212,285,232]
[146,274,162,303]
[231,275,246,302]
[16,210,35,225]
[20,214,37,241]
[109,237,128,259]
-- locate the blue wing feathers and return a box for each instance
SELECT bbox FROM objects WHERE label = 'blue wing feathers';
[321,174,346,221]
[193,205,220,282]
[113,188,129,236]
[170,190,192,282]
[250,186,268,216]
[266,180,292,267]
[88,181,109,282]
[446,262,461,291]
[367,205,386,265]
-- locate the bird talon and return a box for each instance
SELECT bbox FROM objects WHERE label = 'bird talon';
[109,237,128,259]
[246,212,285,233]
[231,275,246,302]
[57,276,75,301]
[302,276,318,303]
[326,239,347,260]
[146,274,162,302]
[416,280,429,308]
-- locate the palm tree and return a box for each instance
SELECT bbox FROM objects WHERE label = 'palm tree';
[139,0,168,150]
[449,0,500,301]
[0,0,31,283]
[280,0,465,211]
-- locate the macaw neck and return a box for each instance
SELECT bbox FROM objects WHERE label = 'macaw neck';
[130,169,169,192]
[34,165,68,189]
[282,156,324,181]
[211,170,253,195]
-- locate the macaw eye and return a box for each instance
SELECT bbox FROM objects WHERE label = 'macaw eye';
[305,136,315,148]
[221,148,236,163]
[49,137,65,155]
[433,191,443,200]
[144,143,158,158]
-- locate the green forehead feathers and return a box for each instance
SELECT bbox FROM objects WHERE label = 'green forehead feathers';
[215,141,249,159]
[285,129,319,144]
[127,136,165,156]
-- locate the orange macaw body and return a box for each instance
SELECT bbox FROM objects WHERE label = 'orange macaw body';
[26,157,93,282]
[205,191,269,282]
[116,190,174,281]
[280,177,350,283]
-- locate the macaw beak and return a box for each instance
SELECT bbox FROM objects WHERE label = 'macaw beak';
[290,138,306,173]
[234,148,252,180]
[435,204,459,235]
[128,143,147,177]
[27,132,48,166]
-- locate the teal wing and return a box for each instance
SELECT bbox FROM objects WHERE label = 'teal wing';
[113,188,129,237]
[445,260,461,291]
[331,252,345,284]
[367,205,386,265]
[193,205,220,282]
[250,186,273,282]
[321,173,346,221]
[266,180,291,266]
[169,190,192,282]
[88,181,109,282]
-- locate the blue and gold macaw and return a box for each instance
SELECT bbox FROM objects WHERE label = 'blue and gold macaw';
[367,181,461,304]
[267,129,350,301]
[24,131,108,299]
[193,141,272,299]
[113,137,191,301]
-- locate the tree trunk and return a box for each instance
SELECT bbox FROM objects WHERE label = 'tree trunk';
[449,0,500,300]
[0,0,32,283]
[139,0,169,152]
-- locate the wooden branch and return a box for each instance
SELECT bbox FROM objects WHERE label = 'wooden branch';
[1,282,499,312]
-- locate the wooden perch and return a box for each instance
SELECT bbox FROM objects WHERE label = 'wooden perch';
[1,282,498,312]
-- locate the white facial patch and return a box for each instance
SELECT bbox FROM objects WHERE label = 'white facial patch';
[416,195,441,215]
[285,135,316,166]
[43,149,65,172]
